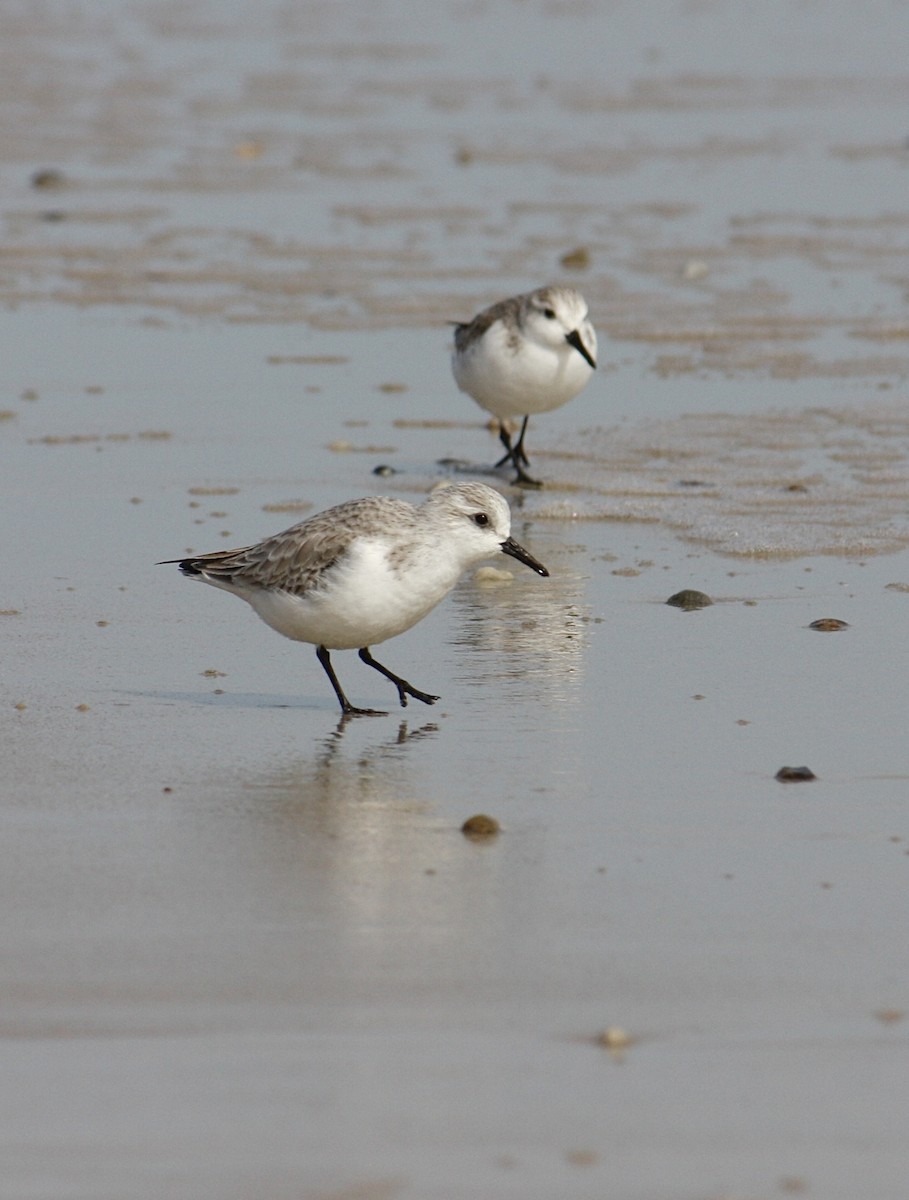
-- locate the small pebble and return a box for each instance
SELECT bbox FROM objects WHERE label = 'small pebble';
[233,139,264,159]
[681,258,709,281]
[809,617,848,631]
[874,1009,904,1024]
[560,246,591,270]
[372,464,396,477]
[666,589,713,611]
[597,1026,634,1051]
[594,1027,637,1056]
[564,1148,598,1167]
[461,813,500,840]
[778,1178,810,1194]
[474,565,513,585]
[31,168,66,189]
[775,765,817,783]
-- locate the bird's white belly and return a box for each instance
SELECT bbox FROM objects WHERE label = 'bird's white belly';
[455,333,592,418]
[242,541,461,650]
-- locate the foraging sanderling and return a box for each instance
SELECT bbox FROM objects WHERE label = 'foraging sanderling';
[452,285,597,486]
[161,481,549,718]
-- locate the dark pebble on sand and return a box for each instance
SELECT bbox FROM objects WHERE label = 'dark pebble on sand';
[31,168,66,189]
[775,766,817,783]
[809,617,849,631]
[560,246,590,270]
[666,589,713,611]
[461,814,501,840]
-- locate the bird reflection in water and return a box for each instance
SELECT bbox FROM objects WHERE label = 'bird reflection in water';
[451,551,589,708]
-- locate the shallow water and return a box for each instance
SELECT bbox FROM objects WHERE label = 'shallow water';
[4,2,909,1197]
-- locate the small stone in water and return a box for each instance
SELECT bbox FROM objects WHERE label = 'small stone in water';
[597,1026,632,1050]
[809,617,848,631]
[775,766,817,783]
[461,814,500,839]
[31,168,66,189]
[681,258,709,281]
[666,589,713,611]
[560,246,591,270]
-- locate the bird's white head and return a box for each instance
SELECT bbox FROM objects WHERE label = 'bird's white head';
[523,286,597,370]
[425,482,549,576]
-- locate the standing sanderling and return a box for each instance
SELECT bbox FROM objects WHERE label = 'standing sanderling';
[452,285,597,486]
[161,481,549,718]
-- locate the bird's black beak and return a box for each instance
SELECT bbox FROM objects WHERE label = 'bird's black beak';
[500,537,549,577]
[566,328,596,370]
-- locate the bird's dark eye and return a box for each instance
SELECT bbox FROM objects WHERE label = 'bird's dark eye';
[472,512,490,528]
[543,307,556,319]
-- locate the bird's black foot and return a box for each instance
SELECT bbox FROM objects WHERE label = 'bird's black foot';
[358,647,439,710]
[317,645,391,718]
[511,465,543,487]
[394,683,440,708]
[496,417,537,481]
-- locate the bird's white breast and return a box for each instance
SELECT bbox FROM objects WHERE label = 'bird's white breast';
[242,535,465,651]
[454,319,593,418]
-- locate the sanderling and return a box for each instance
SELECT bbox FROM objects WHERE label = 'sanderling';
[161,481,549,718]
[452,285,597,486]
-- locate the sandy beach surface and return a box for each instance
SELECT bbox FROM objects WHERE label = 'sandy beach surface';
[3,2,909,1196]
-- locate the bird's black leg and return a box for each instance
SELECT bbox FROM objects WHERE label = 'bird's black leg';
[317,645,386,717]
[511,416,532,467]
[494,424,517,468]
[494,417,541,486]
[358,647,439,708]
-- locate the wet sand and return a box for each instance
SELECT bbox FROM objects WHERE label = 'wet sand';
[4,2,909,1197]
